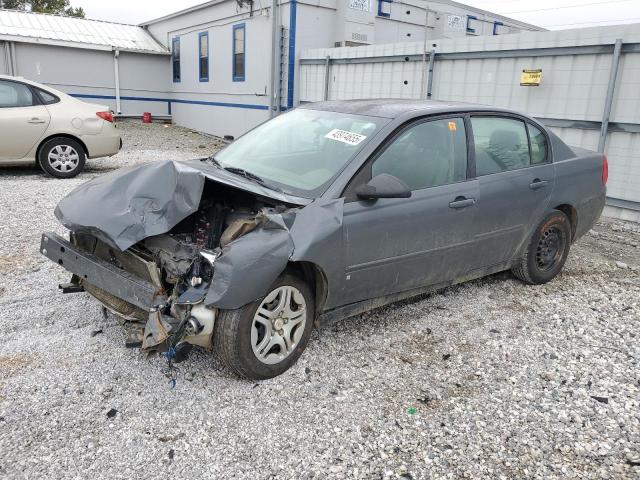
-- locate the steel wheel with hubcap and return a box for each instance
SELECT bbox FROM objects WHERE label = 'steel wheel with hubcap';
[39,137,86,178]
[214,272,315,379]
[251,285,307,365]
[48,145,80,173]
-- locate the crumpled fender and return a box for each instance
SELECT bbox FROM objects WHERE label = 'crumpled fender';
[55,161,206,251]
[204,198,344,310]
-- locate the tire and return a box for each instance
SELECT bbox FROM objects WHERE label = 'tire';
[213,271,315,379]
[38,137,86,178]
[512,210,572,285]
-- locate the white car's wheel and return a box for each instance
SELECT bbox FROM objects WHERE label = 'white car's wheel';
[39,137,86,178]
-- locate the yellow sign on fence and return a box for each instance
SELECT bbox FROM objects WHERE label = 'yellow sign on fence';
[520,69,542,86]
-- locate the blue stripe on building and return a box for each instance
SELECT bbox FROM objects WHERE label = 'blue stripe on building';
[69,93,270,112]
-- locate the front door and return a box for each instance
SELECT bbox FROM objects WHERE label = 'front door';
[469,116,555,270]
[338,116,479,306]
[0,80,50,162]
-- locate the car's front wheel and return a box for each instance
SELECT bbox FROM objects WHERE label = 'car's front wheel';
[214,271,315,379]
[38,137,86,178]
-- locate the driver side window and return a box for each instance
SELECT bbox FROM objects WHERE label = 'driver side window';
[371,117,467,191]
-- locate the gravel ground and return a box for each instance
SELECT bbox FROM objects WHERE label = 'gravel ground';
[0,120,638,479]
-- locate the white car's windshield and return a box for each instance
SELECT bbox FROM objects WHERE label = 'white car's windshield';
[214,109,388,197]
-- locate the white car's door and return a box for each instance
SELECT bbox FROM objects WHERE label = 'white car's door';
[0,79,50,162]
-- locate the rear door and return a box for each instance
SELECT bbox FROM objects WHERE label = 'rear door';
[337,116,479,306]
[469,115,555,270]
[0,80,50,162]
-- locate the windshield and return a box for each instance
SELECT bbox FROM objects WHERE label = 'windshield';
[214,109,388,197]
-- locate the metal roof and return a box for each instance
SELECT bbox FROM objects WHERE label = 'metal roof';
[140,0,224,26]
[0,9,169,54]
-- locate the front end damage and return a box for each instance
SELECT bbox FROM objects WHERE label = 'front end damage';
[41,160,343,358]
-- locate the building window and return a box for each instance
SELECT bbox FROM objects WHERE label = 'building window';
[233,23,245,82]
[493,21,504,35]
[199,32,209,82]
[172,37,180,82]
[466,15,477,34]
[378,0,392,17]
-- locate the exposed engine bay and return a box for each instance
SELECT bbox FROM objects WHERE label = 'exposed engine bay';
[69,180,290,358]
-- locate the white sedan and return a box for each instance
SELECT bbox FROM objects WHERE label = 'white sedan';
[0,75,121,178]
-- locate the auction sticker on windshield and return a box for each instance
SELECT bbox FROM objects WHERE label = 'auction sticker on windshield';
[325,129,367,146]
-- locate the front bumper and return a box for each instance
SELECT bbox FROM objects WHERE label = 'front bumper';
[40,232,158,311]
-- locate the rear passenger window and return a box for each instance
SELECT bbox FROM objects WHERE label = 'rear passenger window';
[372,118,467,190]
[528,124,548,165]
[36,88,59,105]
[0,80,34,108]
[471,117,530,176]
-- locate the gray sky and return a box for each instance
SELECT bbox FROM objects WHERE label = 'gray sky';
[73,0,640,29]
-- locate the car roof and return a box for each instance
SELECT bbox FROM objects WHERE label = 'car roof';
[299,99,521,119]
[0,75,73,99]
[0,75,48,89]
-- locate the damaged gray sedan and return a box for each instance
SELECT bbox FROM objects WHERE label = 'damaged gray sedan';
[41,100,607,379]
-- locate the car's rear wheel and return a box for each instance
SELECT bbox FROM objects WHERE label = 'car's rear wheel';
[213,272,315,379]
[39,137,86,178]
[512,210,572,284]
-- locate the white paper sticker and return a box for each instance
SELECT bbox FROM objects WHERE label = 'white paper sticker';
[348,0,370,12]
[325,129,367,146]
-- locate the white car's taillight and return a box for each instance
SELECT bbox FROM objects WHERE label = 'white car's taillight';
[96,111,114,123]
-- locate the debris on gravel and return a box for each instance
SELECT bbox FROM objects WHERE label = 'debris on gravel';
[0,121,638,479]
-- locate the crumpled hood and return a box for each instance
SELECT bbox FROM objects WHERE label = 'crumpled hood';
[55,160,206,251]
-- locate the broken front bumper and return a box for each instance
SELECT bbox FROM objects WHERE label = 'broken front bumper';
[40,232,161,311]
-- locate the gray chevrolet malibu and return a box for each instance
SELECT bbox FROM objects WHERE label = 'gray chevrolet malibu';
[41,100,607,379]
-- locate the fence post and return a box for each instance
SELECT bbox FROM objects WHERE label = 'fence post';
[323,55,331,101]
[426,49,436,99]
[598,38,623,153]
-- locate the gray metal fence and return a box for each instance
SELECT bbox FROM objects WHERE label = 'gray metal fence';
[299,24,640,221]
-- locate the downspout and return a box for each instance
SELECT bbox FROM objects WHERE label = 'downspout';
[598,38,623,153]
[3,41,12,75]
[420,7,429,99]
[269,0,279,117]
[286,0,297,110]
[10,41,17,75]
[113,49,122,114]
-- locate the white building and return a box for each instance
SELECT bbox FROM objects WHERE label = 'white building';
[0,2,541,137]
[0,9,171,117]
[141,0,541,137]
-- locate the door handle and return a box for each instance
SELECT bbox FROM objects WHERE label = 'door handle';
[529,179,548,190]
[28,118,46,124]
[449,196,476,209]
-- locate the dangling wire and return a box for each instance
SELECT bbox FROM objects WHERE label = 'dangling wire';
[163,347,179,389]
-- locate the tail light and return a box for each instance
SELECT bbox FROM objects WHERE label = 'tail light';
[96,111,113,123]
[602,155,608,185]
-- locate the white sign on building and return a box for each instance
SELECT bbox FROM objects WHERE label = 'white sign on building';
[349,0,371,12]
[447,14,466,30]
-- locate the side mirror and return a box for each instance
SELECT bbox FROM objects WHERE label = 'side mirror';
[355,173,412,200]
